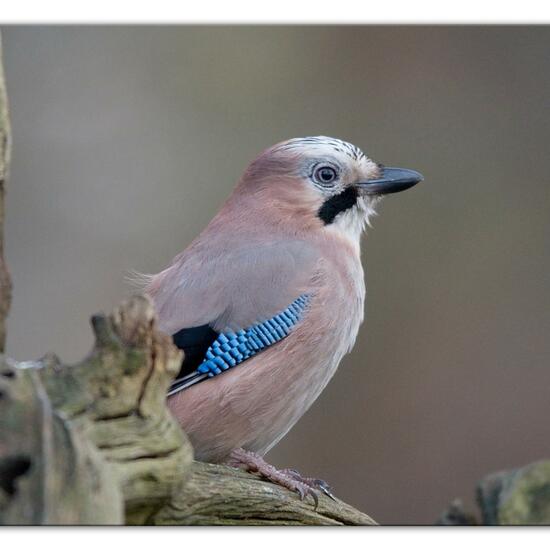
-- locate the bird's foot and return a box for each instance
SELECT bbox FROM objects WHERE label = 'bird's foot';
[279,468,336,501]
[226,448,334,508]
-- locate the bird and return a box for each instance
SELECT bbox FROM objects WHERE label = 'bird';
[142,136,422,503]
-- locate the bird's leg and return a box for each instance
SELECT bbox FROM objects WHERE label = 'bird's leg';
[226,448,329,507]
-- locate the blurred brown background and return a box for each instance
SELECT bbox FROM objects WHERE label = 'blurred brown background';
[2,26,549,524]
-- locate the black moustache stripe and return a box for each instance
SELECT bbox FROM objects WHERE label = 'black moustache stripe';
[318,187,359,225]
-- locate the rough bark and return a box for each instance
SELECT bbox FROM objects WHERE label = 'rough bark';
[0,35,12,352]
[152,461,375,526]
[0,295,376,526]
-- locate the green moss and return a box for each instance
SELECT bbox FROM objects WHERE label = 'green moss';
[498,462,550,525]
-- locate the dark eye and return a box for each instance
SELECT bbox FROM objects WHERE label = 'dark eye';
[312,165,338,186]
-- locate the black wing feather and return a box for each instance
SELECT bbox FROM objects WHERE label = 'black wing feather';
[172,324,218,380]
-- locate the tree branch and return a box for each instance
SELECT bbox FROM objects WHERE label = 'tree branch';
[153,461,375,526]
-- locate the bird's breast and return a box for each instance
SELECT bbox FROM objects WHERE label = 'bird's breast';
[168,239,366,461]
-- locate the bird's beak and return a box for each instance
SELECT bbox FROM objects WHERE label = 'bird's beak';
[355,167,423,195]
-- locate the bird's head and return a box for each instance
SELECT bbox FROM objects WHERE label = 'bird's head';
[235,136,423,245]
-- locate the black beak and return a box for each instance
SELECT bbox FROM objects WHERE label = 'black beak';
[356,167,423,195]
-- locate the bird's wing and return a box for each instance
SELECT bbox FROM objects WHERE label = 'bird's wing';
[167,293,312,395]
[145,240,321,395]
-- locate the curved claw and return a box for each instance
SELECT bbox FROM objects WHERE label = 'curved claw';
[281,470,331,507]
[301,485,319,509]
[309,488,319,509]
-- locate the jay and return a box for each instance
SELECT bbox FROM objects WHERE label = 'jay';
[143,136,422,502]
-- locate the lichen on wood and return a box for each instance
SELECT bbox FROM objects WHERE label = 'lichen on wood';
[477,461,550,525]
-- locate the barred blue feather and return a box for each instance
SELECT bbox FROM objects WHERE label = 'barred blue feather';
[168,294,310,396]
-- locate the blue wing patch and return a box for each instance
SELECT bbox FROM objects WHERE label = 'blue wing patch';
[167,294,310,396]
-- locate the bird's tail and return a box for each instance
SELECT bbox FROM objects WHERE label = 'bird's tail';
[124,269,155,291]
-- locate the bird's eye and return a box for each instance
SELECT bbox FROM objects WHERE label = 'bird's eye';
[312,165,338,187]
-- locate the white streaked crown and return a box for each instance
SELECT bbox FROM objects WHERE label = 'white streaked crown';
[273,136,367,163]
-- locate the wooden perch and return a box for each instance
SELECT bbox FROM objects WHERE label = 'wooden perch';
[153,461,375,526]
[0,295,376,525]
